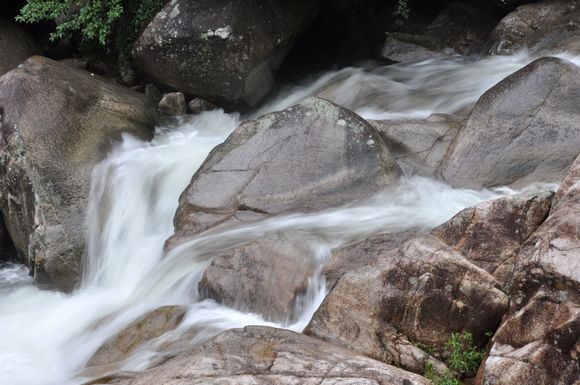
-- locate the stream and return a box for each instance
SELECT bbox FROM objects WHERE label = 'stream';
[0,51,575,385]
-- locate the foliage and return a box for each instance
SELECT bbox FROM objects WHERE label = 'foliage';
[16,0,164,57]
[423,332,486,385]
[393,0,410,19]
[425,363,460,385]
[445,332,485,373]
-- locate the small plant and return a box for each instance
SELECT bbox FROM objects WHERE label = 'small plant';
[425,362,460,385]
[423,332,486,385]
[393,0,410,19]
[446,332,485,374]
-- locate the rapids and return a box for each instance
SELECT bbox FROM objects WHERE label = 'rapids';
[0,52,574,385]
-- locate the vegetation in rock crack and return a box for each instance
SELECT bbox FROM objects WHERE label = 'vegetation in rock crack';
[16,0,164,70]
[424,332,485,385]
[393,0,410,19]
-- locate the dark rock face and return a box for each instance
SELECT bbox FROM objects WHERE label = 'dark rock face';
[93,326,432,385]
[167,97,401,247]
[0,56,158,291]
[0,18,40,76]
[440,57,580,189]
[306,236,508,374]
[487,0,580,56]
[0,215,16,262]
[432,191,553,289]
[383,2,499,61]
[132,0,319,109]
[480,290,579,385]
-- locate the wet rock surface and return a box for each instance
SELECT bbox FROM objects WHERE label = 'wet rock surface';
[198,232,318,322]
[87,306,187,369]
[168,97,401,247]
[91,326,432,385]
[440,57,580,189]
[0,56,157,291]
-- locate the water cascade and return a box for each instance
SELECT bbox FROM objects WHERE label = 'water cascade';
[0,52,573,385]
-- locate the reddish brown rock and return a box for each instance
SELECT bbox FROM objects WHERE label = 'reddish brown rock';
[306,236,508,374]
[432,191,553,289]
[480,290,579,385]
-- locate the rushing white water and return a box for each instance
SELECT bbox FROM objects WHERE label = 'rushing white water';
[0,51,573,385]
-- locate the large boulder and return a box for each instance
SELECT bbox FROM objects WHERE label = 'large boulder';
[0,56,158,291]
[0,18,40,76]
[480,290,579,385]
[167,97,401,246]
[91,326,432,385]
[487,0,580,56]
[440,57,580,189]
[132,0,319,109]
[305,236,508,374]
[432,191,553,289]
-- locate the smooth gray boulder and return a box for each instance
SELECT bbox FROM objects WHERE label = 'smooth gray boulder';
[306,236,508,375]
[90,326,432,385]
[132,0,319,109]
[167,97,401,247]
[0,56,158,291]
[487,0,580,56]
[0,18,40,76]
[440,57,580,189]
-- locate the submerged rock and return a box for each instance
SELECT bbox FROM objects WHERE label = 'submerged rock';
[132,0,319,109]
[440,57,580,189]
[306,236,508,374]
[487,0,580,56]
[87,306,186,369]
[92,326,432,385]
[198,232,318,322]
[0,56,157,291]
[167,97,401,246]
[432,191,553,289]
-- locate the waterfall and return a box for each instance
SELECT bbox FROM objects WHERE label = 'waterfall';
[0,51,572,385]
